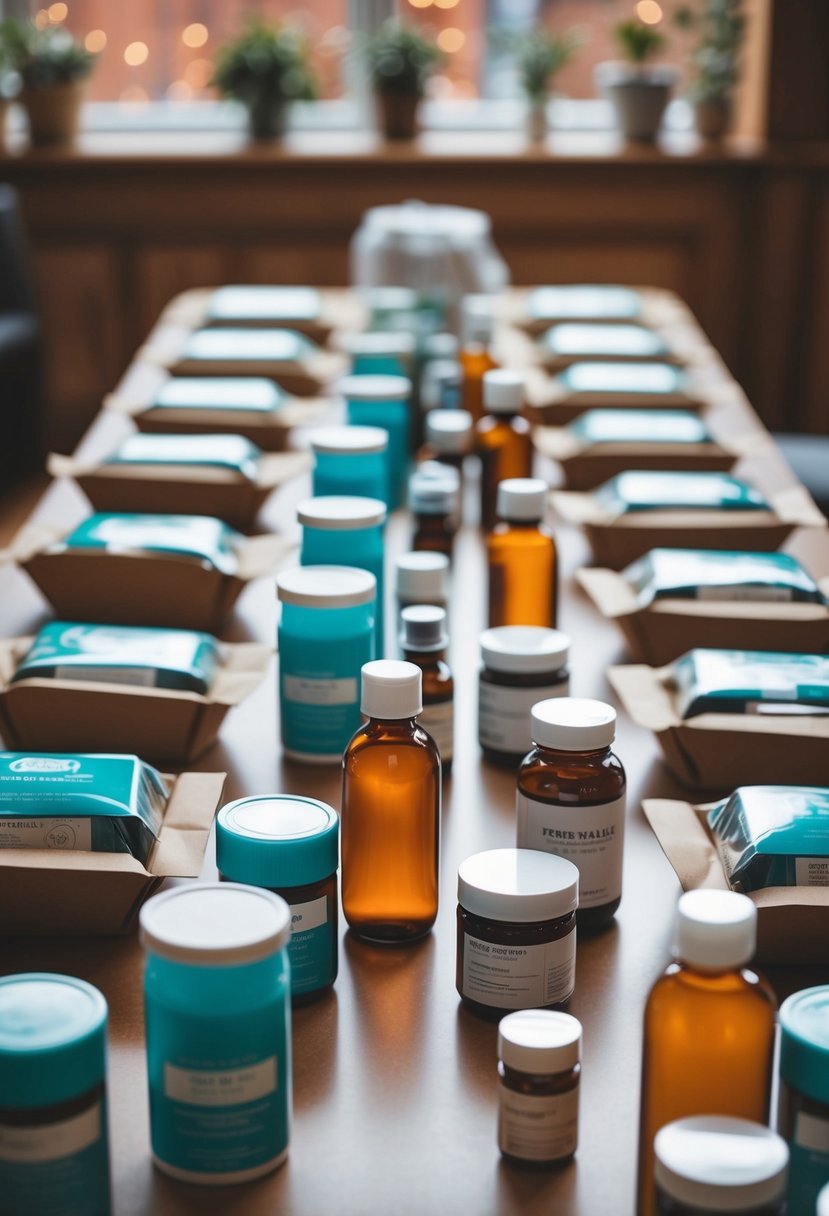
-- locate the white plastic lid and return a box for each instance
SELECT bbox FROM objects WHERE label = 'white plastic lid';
[277,565,376,608]
[395,551,449,601]
[338,374,412,402]
[139,883,291,966]
[341,331,416,358]
[401,605,448,652]
[483,369,525,412]
[297,495,387,530]
[361,659,422,718]
[654,1117,788,1212]
[409,471,459,515]
[498,1010,582,1074]
[308,426,388,455]
[673,890,757,971]
[531,697,616,750]
[818,1181,829,1216]
[497,477,548,521]
[457,848,579,923]
[425,409,473,454]
[462,295,495,344]
[480,626,570,675]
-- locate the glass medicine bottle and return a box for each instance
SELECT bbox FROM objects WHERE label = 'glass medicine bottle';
[410,465,459,558]
[341,660,440,943]
[487,477,557,628]
[637,890,777,1216]
[476,369,533,530]
[497,1010,582,1169]
[400,605,453,772]
[394,551,449,658]
[516,697,626,931]
[653,1116,789,1216]
[460,295,499,422]
[419,409,473,476]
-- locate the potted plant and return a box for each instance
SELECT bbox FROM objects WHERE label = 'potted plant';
[1,19,96,148]
[677,0,744,140]
[211,19,316,141]
[501,28,581,144]
[365,22,440,141]
[596,19,678,143]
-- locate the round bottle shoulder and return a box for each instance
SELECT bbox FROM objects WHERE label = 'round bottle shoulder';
[518,747,626,803]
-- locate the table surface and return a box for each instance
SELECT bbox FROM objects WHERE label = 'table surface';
[2,296,829,1216]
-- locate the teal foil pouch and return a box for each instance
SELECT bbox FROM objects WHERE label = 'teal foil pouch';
[595,471,768,516]
[105,434,262,482]
[182,327,315,363]
[624,549,824,607]
[560,361,686,397]
[708,785,829,892]
[151,377,284,414]
[672,649,829,719]
[569,409,711,446]
[59,513,242,574]
[0,751,167,862]
[207,286,321,323]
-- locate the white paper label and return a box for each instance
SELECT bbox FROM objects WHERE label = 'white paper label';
[795,858,829,886]
[461,932,575,1010]
[0,1103,101,1163]
[498,1082,579,1161]
[419,699,454,762]
[795,1111,829,1154]
[290,895,328,933]
[53,665,156,686]
[283,675,357,706]
[164,1057,277,1107]
[479,679,568,754]
[696,586,793,602]
[0,818,92,850]
[517,792,626,909]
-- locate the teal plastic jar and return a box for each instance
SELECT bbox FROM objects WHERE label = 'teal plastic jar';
[217,795,339,1002]
[0,973,110,1216]
[140,883,292,1185]
[277,565,376,763]
[342,331,415,378]
[309,425,389,504]
[778,985,829,1215]
[298,496,387,657]
[340,374,412,509]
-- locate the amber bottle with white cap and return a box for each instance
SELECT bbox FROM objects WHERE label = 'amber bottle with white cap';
[637,890,777,1216]
[400,606,454,771]
[653,1116,788,1216]
[420,409,473,475]
[487,477,557,628]
[498,1010,582,1168]
[341,660,440,942]
[476,370,533,529]
[460,296,499,422]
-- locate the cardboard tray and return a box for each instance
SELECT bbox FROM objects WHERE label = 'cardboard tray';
[609,659,829,792]
[160,286,365,345]
[0,636,272,763]
[0,769,225,936]
[642,795,829,964]
[501,285,693,337]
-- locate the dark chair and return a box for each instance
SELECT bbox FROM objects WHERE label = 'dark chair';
[0,184,43,495]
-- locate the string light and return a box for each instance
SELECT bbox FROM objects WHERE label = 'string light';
[85,29,107,53]
[124,41,149,66]
[434,0,460,8]
[437,28,465,53]
[182,23,208,48]
[407,0,433,8]
[635,1,663,23]
[47,2,68,21]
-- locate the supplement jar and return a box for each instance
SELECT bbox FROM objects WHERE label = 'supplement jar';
[778,985,829,1215]
[217,795,339,1002]
[478,626,570,765]
[339,374,412,508]
[654,1116,788,1215]
[498,1009,582,1168]
[309,426,389,504]
[0,973,110,1216]
[456,847,578,1018]
[277,565,376,763]
[140,883,292,1185]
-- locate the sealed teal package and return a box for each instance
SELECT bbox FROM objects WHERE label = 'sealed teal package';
[0,751,167,861]
[151,377,284,413]
[625,549,824,606]
[672,649,829,719]
[59,514,242,574]
[206,286,321,323]
[569,409,711,446]
[528,285,642,321]
[105,433,262,481]
[559,361,687,396]
[12,622,220,695]
[541,323,668,359]
[182,327,315,363]
[707,785,829,892]
[595,471,768,515]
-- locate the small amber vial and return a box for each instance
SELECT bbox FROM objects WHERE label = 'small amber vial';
[460,296,499,422]
[476,370,533,530]
[487,478,557,628]
[410,464,460,558]
[516,697,626,932]
[400,605,454,773]
[419,409,473,476]
[341,660,440,943]
[498,1010,582,1169]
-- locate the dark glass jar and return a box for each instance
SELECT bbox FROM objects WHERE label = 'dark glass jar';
[478,626,570,766]
[497,1009,582,1169]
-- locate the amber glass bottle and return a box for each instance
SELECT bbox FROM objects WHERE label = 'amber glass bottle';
[476,370,533,530]
[410,466,459,558]
[419,409,473,476]
[487,478,557,628]
[637,890,777,1216]
[341,660,440,943]
[401,605,454,772]
[460,296,499,422]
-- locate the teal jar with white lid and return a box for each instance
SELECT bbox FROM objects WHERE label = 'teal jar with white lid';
[309,425,389,504]
[140,883,292,1185]
[0,972,110,1216]
[339,374,412,508]
[778,985,829,1216]
[217,795,339,1002]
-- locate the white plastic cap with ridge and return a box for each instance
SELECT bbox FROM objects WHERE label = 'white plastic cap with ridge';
[308,426,389,455]
[297,496,387,530]
[395,551,450,601]
[401,605,448,652]
[531,697,615,750]
[818,1181,829,1216]
[340,331,416,357]
[497,477,548,521]
[498,1010,582,1075]
[653,1117,789,1212]
[337,374,412,402]
[673,889,756,971]
[483,369,525,413]
[425,409,473,454]
[361,660,422,719]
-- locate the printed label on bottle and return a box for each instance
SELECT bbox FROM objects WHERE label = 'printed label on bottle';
[164,1057,277,1107]
[696,586,793,602]
[795,857,829,886]
[54,665,156,686]
[498,1082,579,1161]
[419,699,454,762]
[461,931,575,1010]
[0,1104,101,1164]
[282,675,357,706]
[288,895,334,994]
[479,680,568,754]
[787,1110,829,1214]
[517,792,625,909]
[0,818,92,850]
[0,1101,110,1216]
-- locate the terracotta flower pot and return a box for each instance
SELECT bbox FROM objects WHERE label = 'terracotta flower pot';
[596,62,678,144]
[695,97,732,141]
[246,97,287,142]
[376,91,420,141]
[22,80,85,148]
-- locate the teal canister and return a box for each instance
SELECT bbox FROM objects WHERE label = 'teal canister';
[778,985,829,1216]
[0,973,111,1216]
[217,795,340,1002]
[339,374,413,509]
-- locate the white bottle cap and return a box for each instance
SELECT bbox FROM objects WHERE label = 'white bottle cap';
[409,470,459,516]
[498,1010,582,1075]
[819,1182,829,1216]
[481,626,570,675]
[496,477,548,521]
[461,294,495,344]
[673,890,756,971]
[277,565,376,609]
[337,374,412,402]
[361,659,422,719]
[140,883,291,966]
[531,697,616,750]
[395,551,449,602]
[308,426,388,455]
[457,848,578,923]
[297,496,387,530]
[483,369,525,413]
[341,331,416,358]
[654,1117,788,1212]
[401,605,448,652]
[425,409,473,454]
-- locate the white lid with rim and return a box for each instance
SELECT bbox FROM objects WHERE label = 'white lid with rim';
[458,848,578,922]
[461,294,495,344]
[673,890,756,971]
[395,551,449,601]
[341,331,416,357]
[338,374,412,402]
[818,1182,829,1216]
[481,626,570,675]
[531,697,615,749]
[139,883,291,967]
[498,1010,582,1074]
[654,1117,788,1212]
[297,496,387,530]
[361,659,422,718]
[401,605,448,652]
[483,369,525,412]
[308,426,388,455]
[277,565,376,608]
[425,409,473,454]
[497,477,548,521]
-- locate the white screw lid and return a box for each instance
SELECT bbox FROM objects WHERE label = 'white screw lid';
[308,426,388,455]
[297,495,387,530]
[483,369,525,413]
[531,697,616,750]
[673,890,757,971]
[361,659,422,719]
[458,848,579,923]
[654,1117,788,1212]
[401,605,448,652]
[819,1181,829,1216]
[277,565,376,608]
[139,883,291,967]
[341,331,416,357]
[338,374,412,402]
[498,1010,582,1074]
[395,551,449,601]
[461,294,495,344]
[481,626,570,675]
[497,477,548,521]
[425,410,473,454]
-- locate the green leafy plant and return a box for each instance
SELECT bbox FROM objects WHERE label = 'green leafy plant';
[677,0,744,102]
[614,18,665,65]
[498,28,582,104]
[0,19,96,87]
[211,19,317,107]
[365,21,440,97]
